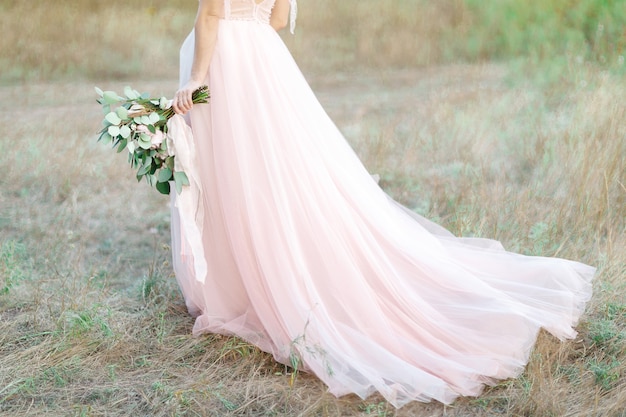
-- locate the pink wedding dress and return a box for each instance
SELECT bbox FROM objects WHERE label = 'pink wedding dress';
[170,0,594,407]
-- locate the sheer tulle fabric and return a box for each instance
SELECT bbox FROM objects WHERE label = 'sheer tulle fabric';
[170,1,594,407]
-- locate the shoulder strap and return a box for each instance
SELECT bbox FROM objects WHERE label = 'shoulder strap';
[289,0,297,34]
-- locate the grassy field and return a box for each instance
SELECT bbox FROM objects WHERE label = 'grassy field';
[1,0,625,416]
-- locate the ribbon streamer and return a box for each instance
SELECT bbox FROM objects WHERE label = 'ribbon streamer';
[167,115,208,283]
[289,0,297,34]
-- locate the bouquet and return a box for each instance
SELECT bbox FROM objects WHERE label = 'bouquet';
[95,85,209,195]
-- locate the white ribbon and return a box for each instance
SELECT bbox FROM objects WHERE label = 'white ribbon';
[224,0,231,19]
[167,115,208,283]
[289,0,297,34]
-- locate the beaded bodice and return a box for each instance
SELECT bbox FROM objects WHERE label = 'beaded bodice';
[224,0,297,33]
[225,0,275,24]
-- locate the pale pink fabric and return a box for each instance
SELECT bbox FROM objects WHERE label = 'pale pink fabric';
[170,0,595,407]
[167,115,207,283]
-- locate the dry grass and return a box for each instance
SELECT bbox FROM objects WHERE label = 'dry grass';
[1,1,625,416]
[1,68,624,416]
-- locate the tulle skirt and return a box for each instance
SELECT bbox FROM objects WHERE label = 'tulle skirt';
[170,19,594,407]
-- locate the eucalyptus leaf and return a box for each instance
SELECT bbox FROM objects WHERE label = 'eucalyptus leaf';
[124,86,140,100]
[159,97,169,110]
[156,181,171,195]
[138,140,152,150]
[134,116,143,124]
[94,86,104,97]
[149,112,160,124]
[105,112,122,125]
[165,156,175,171]
[108,125,120,137]
[102,91,121,105]
[174,177,183,194]
[127,141,137,154]
[173,171,190,194]
[116,106,129,120]
[117,138,128,153]
[157,167,173,183]
[120,125,131,139]
[140,115,152,125]
[137,162,151,176]
[101,132,113,144]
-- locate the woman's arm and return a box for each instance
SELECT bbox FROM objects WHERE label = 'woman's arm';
[173,0,223,115]
[270,0,291,31]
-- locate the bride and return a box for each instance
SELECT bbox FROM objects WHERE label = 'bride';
[169,0,594,407]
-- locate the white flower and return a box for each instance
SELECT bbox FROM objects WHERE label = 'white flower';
[150,130,165,148]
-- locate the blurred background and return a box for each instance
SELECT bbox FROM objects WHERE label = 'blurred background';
[0,0,624,83]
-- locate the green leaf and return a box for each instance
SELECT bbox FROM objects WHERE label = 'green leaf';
[157,167,173,183]
[94,86,104,97]
[173,171,190,194]
[124,86,140,100]
[137,158,153,176]
[116,138,128,153]
[100,132,113,144]
[165,156,175,171]
[116,106,129,120]
[105,112,122,125]
[120,125,131,139]
[140,115,152,125]
[107,125,120,137]
[149,112,160,124]
[147,124,156,134]
[155,181,171,195]
[127,140,137,154]
[102,91,121,105]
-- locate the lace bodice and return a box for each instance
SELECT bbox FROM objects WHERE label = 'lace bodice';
[224,0,297,33]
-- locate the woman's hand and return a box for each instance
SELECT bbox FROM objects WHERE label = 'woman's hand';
[173,79,204,115]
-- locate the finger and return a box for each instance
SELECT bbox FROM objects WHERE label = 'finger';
[174,97,186,115]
